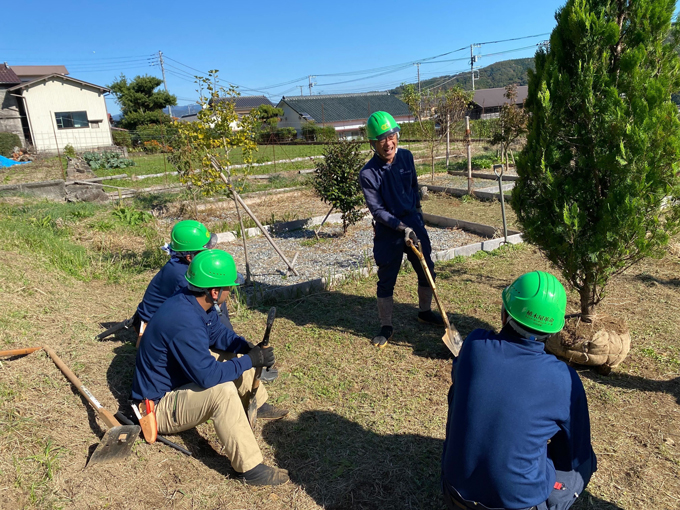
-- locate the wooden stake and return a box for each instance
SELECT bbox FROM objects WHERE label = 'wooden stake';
[314,206,334,240]
[212,159,299,276]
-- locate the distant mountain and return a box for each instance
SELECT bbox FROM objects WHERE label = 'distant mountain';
[391,57,535,95]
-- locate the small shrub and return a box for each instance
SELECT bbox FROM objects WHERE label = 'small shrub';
[112,130,132,148]
[0,132,21,157]
[63,144,77,158]
[142,139,173,154]
[112,206,152,226]
[82,151,135,170]
[313,141,366,233]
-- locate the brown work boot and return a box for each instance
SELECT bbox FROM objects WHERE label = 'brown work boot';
[238,463,289,486]
[257,403,289,420]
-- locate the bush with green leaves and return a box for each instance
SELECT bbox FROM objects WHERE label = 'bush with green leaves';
[312,141,366,233]
[82,151,135,170]
[0,132,21,157]
[112,130,132,148]
[513,0,680,320]
[112,206,152,226]
[63,144,77,158]
[302,123,337,142]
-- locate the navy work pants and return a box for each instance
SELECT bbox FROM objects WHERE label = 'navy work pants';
[373,214,435,298]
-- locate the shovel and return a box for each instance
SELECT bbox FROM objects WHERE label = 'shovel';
[245,307,276,429]
[43,346,140,466]
[405,239,464,356]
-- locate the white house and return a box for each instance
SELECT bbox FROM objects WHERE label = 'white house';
[4,71,113,153]
[276,92,412,139]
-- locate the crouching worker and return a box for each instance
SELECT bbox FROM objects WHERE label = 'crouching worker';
[442,271,596,510]
[134,220,232,338]
[131,249,290,486]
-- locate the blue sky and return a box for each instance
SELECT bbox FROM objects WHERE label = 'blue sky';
[2,1,672,114]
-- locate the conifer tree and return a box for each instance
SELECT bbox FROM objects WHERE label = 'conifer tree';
[514,0,680,320]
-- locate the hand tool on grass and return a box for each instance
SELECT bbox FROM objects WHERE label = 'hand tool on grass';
[115,411,192,456]
[405,239,464,357]
[245,307,276,429]
[43,346,141,466]
[0,347,43,357]
[96,316,135,341]
[136,399,158,444]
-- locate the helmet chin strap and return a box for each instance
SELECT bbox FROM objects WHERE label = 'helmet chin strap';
[507,318,551,342]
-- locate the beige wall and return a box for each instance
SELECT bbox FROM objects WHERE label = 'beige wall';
[21,78,113,153]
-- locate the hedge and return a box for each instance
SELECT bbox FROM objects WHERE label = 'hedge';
[0,132,21,157]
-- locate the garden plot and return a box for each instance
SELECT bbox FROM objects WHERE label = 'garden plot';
[216,211,514,301]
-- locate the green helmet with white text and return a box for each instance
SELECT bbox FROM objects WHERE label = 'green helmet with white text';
[366,111,401,140]
[502,271,567,334]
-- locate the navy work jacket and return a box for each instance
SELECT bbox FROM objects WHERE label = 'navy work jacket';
[131,288,252,402]
[136,255,189,323]
[441,326,596,509]
[359,148,421,231]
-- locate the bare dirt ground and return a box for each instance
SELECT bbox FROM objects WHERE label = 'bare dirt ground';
[0,193,678,510]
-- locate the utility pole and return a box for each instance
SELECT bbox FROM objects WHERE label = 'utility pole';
[298,85,304,96]
[308,75,316,96]
[415,63,421,95]
[158,50,172,118]
[470,44,481,91]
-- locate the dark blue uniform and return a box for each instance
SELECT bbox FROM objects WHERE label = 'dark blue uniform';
[359,148,435,298]
[442,326,597,510]
[131,288,252,402]
[136,255,233,329]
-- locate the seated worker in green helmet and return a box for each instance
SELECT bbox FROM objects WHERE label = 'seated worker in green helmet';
[359,111,444,348]
[132,249,289,486]
[442,271,597,510]
[134,220,278,380]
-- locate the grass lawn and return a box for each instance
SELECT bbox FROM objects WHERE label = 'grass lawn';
[0,194,678,509]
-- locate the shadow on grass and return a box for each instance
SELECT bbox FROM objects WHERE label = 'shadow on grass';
[635,273,680,288]
[270,289,494,360]
[263,410,446,510]
[572,490,625,510]
[581,370,680,406]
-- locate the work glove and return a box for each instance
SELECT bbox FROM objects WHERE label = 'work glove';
[247,342,276,369]
[404,227,420,246]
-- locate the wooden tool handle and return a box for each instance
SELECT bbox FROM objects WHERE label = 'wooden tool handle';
[44,346,120,429]
[0,347,42,357]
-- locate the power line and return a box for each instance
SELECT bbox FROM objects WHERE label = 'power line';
[475,32,550,46]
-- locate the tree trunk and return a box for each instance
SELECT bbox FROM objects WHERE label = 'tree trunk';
[579,284,595,323]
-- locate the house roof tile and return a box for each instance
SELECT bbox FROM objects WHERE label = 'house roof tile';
[212,95,274,109]
[10,65,69,77]
[277,92,410,123]
[7,74,110,93]
[471,86,528,109]
[0,64,20,85]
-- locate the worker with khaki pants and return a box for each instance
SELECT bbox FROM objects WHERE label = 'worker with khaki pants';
[131,250,288,486]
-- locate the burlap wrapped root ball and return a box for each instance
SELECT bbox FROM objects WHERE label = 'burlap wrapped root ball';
[545,316,631,372]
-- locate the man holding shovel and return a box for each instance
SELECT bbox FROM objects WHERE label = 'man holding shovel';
[360,111,444,348]
[131,249,289,486]
[441,271,597,510]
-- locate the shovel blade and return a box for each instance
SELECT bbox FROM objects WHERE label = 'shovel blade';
[246,399,258,430]
[443,327,464,358]
[87,425,140,466]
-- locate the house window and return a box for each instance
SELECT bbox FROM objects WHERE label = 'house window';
[55,111,89,129]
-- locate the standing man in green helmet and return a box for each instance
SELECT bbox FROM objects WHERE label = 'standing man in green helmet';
[359,111,444,348]
[132,249,289,486]
[442,271,597,510]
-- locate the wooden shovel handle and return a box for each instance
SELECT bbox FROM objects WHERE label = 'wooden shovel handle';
[43,346,120,429]
[0,347,42,357]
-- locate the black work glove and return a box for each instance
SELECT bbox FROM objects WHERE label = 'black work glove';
[247,342,276,369]
[404,227,420,246]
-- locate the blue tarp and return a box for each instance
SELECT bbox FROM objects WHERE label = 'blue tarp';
[0,155,29,168]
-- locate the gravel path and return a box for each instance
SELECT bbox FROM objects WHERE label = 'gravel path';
[217,216,485,287]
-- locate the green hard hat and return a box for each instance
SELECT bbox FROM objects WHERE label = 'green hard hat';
[502,271,567,334]
[366,111,401,140]
[170,220,216,252]
[185,249,238,289]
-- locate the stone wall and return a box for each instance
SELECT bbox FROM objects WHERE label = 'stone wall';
[0,88,26,146]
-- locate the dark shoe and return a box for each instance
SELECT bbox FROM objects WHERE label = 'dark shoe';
[257,402,289,420]
[238,463,289,486]
[418,310,445,326]
[260,366,279,383]
[371,325,393,348]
